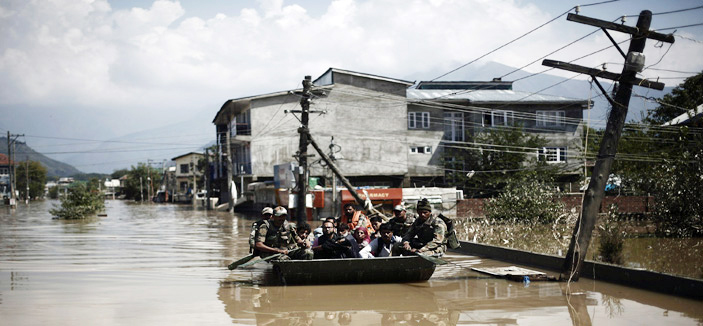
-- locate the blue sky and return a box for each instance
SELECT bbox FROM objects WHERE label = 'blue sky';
[1,0,701,173]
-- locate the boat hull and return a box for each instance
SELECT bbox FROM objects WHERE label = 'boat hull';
[271,256,437,285]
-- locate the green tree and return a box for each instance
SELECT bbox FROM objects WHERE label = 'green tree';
[444,125,556,197]
[16,160,47,200]
[644,72,703,125]
[111,168,129,179]
[49,183,104,219]
[122,163,160,200]
[484,178,566,224]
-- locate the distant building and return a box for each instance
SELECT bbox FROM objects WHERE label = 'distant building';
[171,152,205,199]
[211,68,590,204]
[662,103,703,127]
[0,153,11,198]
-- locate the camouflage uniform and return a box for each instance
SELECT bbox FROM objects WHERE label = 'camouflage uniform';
[255,220,313,260]
[400,213,447,256]
[387,213,416,238]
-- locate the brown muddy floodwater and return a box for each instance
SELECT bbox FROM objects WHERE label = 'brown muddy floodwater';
[1,200,701,325]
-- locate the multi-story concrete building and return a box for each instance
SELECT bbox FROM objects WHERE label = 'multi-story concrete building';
[212,68,589,204]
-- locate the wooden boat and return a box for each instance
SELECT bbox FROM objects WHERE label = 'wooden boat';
[270,255,438,285]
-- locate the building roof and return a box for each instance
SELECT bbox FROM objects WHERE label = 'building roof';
[0,153,11,165]
[171,152,205,161]
[407,89,589,107]
[313,67,414,87]
[416,80,513,90]
[662,103,703,126]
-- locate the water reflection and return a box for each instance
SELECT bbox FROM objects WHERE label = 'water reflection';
[1,201,702,325]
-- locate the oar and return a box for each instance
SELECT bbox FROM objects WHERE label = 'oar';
[228,254,255,270]
[416,253,449,265]
[236,253,283,269]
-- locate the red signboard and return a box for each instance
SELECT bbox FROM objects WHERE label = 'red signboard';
[340,188,402,207]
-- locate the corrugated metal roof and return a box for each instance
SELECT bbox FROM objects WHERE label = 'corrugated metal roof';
[407,89,587,104]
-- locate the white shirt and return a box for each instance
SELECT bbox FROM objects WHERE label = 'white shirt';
[359,236,402,258]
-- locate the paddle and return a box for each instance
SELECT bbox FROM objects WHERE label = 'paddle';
[236,253,283,269]
[228,254,255,270]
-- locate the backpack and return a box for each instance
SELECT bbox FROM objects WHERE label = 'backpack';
[248,219,267,254]
[438,213,461,249]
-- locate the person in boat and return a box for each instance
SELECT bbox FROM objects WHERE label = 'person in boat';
[312,220,356,259]
[254,206,313,260]
[388,204,416,238]
[393,198,447,257]
[353,226,370,250]
[368,216,383,239]
[248,207,273,255]
[359,223,401,258]
[337,223,361,258]
[296,222,312,249]
[312,217,336,242]
[343,203,373,232]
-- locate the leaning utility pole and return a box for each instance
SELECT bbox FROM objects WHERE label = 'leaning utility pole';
[543,10,674,281]
[295,75,313,224]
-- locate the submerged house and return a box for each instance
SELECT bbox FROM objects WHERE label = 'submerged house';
[211,68,589,206]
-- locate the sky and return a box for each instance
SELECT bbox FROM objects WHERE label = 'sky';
[1,0,702,174]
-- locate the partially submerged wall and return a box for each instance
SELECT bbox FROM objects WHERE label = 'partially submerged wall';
[452,241,703,300]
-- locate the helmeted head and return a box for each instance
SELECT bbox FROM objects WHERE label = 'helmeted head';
[272,206,287,226]
[393,204,406,219]
[261,207,273,220]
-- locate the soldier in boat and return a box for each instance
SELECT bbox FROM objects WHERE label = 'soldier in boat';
[248,207,273,255]
[393,198,447,257]
[254,206,313,260]
[387,204,415,237]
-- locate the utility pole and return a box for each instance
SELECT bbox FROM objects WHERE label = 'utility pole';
[295,75,313,224]
[226,129,234,212]
[25,157,29,204]
[6,131,24,207]
[205,149,211,210]
[329,137,338,218]
[543,10,674,281]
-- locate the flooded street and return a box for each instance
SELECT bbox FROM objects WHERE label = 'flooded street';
[1,200,701,325]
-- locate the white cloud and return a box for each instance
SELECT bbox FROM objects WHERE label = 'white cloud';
[0,0,701,172]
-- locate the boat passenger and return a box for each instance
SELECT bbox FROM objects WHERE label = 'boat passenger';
[368,216,383,239]
[359,223,401,258]
[353,226,370,250]
[248,207,273,254]
[297,222,312,249]
[393,198,447,257]
[254,206,314,260]
[388,204,416,238]
[312,221,356,259]
[343,203,373,232]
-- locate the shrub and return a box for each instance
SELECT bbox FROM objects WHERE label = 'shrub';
[598,205,625,264]
[484,179,565,224]
[49,183,105,219]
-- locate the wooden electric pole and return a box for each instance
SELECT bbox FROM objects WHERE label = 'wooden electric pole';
[543,10,674,281]
[295,75,313,224]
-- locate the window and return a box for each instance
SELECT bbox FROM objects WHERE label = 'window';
[229,110,251,136]
[539,147,567,163]
[483,110,514,127]
[443,112,464,141]
[180,164,189,174]
[536,111,565,127]
[0,167,8,175]
[408,112,430,129]
[410,146,432,154]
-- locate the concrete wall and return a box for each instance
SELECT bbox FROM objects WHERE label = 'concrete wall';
[452,241,703,300]
[246,82,443,180]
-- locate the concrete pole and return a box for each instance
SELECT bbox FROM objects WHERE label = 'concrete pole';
[296,75,312,224]
[561,10,653,281]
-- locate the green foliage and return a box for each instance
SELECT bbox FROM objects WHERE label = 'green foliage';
[16,160,47,200]
[644,72,703,125]
[484,178,566,224]
[444,125,557,197]
[49,183,104,219]
[72,173,109,182]
[111,169,129,179]
[48,186,59,199]
[598,205,625,265]
[122,163,160,200]
[650,129,703,237]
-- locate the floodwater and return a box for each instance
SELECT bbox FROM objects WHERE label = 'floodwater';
[1,201,701,325]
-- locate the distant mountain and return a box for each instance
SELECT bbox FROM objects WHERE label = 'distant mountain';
[404,61,673,126]
[0,137,82,178]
